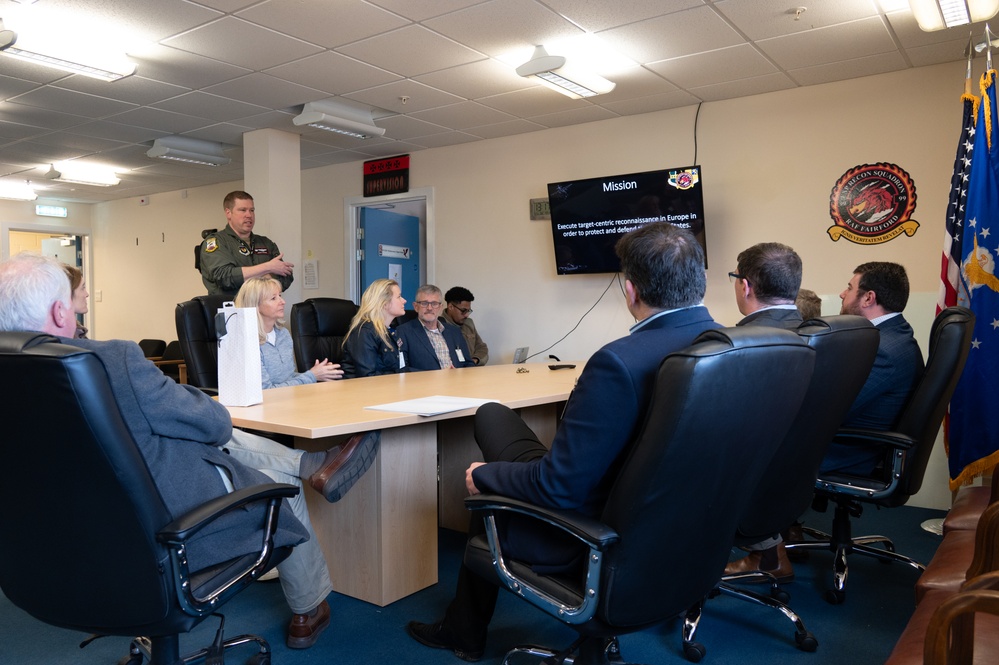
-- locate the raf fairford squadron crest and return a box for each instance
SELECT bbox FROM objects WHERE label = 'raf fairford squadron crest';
[668,168,699,190]
[827,163,919,244]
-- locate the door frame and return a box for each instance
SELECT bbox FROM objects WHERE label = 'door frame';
[344,187,434,304]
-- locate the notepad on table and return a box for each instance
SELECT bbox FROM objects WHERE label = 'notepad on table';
[365,395,497,417]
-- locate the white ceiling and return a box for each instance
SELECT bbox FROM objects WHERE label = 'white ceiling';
[0,0,986,203]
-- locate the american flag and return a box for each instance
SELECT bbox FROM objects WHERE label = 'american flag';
[937,89,976,314]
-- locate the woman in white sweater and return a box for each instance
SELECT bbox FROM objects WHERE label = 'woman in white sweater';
[235,276,342,388]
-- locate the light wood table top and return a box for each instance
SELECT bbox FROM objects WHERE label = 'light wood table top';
[225,362,582,438]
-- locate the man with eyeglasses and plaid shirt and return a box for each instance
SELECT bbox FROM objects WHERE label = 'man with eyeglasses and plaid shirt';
[443,286,489,365]
[397,284,476,371]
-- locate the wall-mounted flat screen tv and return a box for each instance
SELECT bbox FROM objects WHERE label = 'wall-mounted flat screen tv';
[548,166,706,275]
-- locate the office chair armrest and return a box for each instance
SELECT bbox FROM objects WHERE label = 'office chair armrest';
[832,427,915,451]
[465,493,620,551]
[157,483,300,545]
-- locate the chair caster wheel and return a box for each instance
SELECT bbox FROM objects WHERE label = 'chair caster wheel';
[118,655,143,665]
[771,587,790,604]
[684,641,706,662]
[795,631,818,652]
[246,654,271,665]
[824,589,845,605]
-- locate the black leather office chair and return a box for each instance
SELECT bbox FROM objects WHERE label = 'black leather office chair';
[391,309,418,328]
[0,332,297,665]
[138,338,167,358]
[152,340,185,383]
[289,297,358,371]
[175,294,230,391]
[684,316,879,659]
[463,327,817,665]
[786,306,975,604]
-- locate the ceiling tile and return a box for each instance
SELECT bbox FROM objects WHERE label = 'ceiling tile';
[0,101,91,130]
[714,0,879,41]
[337,25,487,78]
[411,131,481,148]
[162,16,323,71]
[464,118,547,139]
[788,52,909,87]
[201,74,327,110]
[541,0,700,31]
[757,17,898,71]
[377,115,452,140]
[264,53,403,96]
[686,72,797,102]
[237,0,410,48]
[53,76,190,107]
[411,101,516,130]
[66,120,172,144]
[129,45,253,89]
[344,80,465,114]
[104,107,216,134]
[599,5,743,63]
[528,105,619,128]
[152,91,269,122]
[600,90,701,116]
[591,67,680,103]
[424,0,582,56]
[366,0,485,22]
[476,86,590,117]
[414,59,535,99]
[8,87,138,118]
[646,44,778,89]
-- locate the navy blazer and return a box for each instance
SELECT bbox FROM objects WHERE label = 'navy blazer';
[821,313,924,474]
[472,305,721,518]
[341,321,406,378]
[396,318,475,371]
[737,307,802,330]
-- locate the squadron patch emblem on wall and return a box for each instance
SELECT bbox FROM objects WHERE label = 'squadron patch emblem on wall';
[827,163,919,244]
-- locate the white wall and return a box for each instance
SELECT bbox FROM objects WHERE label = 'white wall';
[77,59,974,508]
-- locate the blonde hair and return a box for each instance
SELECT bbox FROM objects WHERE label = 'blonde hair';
[344,279,399,349]
[235,275,284,344]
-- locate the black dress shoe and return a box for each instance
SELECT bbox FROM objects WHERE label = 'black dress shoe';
[406,620,484,662]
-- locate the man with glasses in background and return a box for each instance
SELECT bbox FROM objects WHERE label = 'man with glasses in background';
[397,284,476,371]
[443,286,489,365]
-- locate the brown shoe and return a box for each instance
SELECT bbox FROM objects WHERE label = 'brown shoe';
[723,543,794,583]
[287,600,331,649]
[308,431,380,502]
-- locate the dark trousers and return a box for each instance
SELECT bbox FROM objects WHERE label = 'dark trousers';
[442,402,548,642]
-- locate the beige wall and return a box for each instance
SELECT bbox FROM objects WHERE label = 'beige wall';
[21,59,972,508]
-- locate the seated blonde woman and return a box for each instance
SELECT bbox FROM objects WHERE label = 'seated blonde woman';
[340,278,408,379]
[235,276,342,388]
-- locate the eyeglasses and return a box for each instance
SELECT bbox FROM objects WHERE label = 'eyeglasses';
[414,300,443,309]
[728,271,745,283]
[449,304,473,315]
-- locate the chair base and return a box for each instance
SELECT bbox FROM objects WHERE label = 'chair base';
[501,636,629,665]
[117,614,272,665]
[784,503,926,604]
[681,579,817,662]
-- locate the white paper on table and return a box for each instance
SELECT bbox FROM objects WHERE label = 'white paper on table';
[365,395,497,417]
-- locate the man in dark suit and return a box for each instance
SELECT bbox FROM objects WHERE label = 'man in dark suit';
[820,261,924,474]
[0,252,369,650]
[724,242,803,581]
[406,223,721,661]
[732,242,803,329]
[397,284,475,371]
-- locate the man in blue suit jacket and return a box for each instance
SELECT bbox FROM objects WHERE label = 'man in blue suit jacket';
[397,284,475,371]
[820,261,924,475]
[407,223,721,661]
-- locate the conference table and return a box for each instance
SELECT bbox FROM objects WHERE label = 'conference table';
[225,362,582,606]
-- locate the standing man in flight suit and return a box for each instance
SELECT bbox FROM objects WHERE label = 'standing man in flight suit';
[200,190,294,298]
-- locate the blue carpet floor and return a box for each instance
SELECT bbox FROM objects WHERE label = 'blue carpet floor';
[0,504,946,665]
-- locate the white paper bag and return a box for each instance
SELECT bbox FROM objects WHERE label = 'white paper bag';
[216,302,263,407]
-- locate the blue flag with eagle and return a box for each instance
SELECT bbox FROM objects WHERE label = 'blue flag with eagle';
[948,69,999,489]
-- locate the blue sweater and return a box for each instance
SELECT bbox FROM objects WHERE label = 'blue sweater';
[260,327,316,389]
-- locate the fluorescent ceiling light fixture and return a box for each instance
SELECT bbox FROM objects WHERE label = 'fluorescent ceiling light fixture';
[0,27,135,81]
[515,45,616,99]
[0,180,37,201]
[908,0,999,31]
[147,136,231,166]
[45,163,120,187]
[293,100,386,139]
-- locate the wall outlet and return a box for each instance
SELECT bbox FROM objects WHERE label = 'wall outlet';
[95,290,103,302]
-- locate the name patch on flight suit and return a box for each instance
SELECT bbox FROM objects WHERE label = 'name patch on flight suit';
[253,247,271,255]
